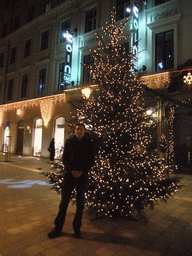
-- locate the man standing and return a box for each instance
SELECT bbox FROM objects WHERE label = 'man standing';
[48,123,95,239]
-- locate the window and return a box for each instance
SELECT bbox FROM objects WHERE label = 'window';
[155,0,170,6]
[116,0,131,21]
[21,74,28,98]
[155,30,174,72]
[7,79,13,101]
[38,69,46,94]
[55,117,65,159]
[10,47,17,64]
[27,6,35,23]
[60,20,70,43]
[0,53,4,68]
[41,30,49,51]
[45,0,51,13]
[58,0,66,4]
[13,16,20,31]
[83,54,94,84]
[24,39,31,58]
[85,7,97,33]
[2,23,8,39]
[58,63,65,90]
[33,118,43,157]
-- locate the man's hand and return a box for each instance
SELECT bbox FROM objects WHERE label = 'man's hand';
[71,170,82,178]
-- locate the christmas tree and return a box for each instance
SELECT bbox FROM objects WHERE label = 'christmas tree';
[43,10,180,220]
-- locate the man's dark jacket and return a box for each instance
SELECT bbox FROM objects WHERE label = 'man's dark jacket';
[62,135,95,175]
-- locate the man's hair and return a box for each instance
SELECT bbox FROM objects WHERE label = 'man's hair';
[74,123,86,130]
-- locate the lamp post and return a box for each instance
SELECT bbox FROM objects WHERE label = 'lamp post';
[81,87,91,99]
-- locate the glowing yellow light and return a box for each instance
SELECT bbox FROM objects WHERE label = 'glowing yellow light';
[26,125,31,134]
[39,98,53,126]
[146,109,152,116]
[17,109,21,116]
[81,88,92,99]
[183,72,192,85]
[140,72,170,89]
[0,93,67,127]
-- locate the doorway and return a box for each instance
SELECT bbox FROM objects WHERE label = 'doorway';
[16,120,25,155]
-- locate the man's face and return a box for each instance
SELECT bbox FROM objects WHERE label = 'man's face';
[74,125,86,139]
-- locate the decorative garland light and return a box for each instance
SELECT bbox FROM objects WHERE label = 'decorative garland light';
[0,93,67,126]
[140,72,170,89]
[183,72,192,85]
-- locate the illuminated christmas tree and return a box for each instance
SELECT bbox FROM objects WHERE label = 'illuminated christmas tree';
[43,10,180,220]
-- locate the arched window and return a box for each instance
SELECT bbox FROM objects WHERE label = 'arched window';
[4,121,10,152]
[55,117,65,159]
[33,118,43,157]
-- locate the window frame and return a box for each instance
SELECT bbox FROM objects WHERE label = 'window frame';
[83,53,94,84]
[45,0,51,13]
[58,62,65,91]
[27,5,35,23]
[38,68,46,95]
[116,0,131,21]
[7,79,14,101]
[24,39,31,58]
[60,20,70,43]
[13,15,20,32]
[85,7,97,33]
[155,29,174,72]
[2,23,8,39]
[21,74,28,98]
[10,47,17,65]
[40,30,49,51]
[0,52,4,68]
[155,0,171,6]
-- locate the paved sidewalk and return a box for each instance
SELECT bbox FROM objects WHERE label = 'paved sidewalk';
[0,153,54,173]
[0,154,192,256]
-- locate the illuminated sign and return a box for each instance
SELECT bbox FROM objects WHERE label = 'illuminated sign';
[63,31,73,85]
[132,4,139,71]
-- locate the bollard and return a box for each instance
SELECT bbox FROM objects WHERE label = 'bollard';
[4,152,10,162]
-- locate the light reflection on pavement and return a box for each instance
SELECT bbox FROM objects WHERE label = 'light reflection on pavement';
[0,179,52,188]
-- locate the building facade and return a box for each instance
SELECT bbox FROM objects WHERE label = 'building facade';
[0,0,191,164]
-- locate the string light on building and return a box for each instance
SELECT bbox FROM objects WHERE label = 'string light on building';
[39,98,53,126]
[140,72,170,89]
[0,93,67,126]
[16,109,21,116]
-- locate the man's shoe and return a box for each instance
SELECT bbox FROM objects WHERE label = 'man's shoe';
[73,230,82,239]
[47,227,62,239]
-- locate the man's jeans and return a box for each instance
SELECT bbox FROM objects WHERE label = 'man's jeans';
[54,172,87,231]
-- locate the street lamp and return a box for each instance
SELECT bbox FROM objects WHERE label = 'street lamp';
[81,87,91,99]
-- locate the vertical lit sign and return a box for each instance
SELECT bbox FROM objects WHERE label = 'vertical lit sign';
[63,31,73,84]
[132,4,139,71]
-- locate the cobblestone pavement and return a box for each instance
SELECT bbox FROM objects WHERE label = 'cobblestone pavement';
[0,153,192,256]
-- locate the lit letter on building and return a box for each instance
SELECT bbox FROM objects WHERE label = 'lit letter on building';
[63,31,73,84]
[132,4,139,71]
